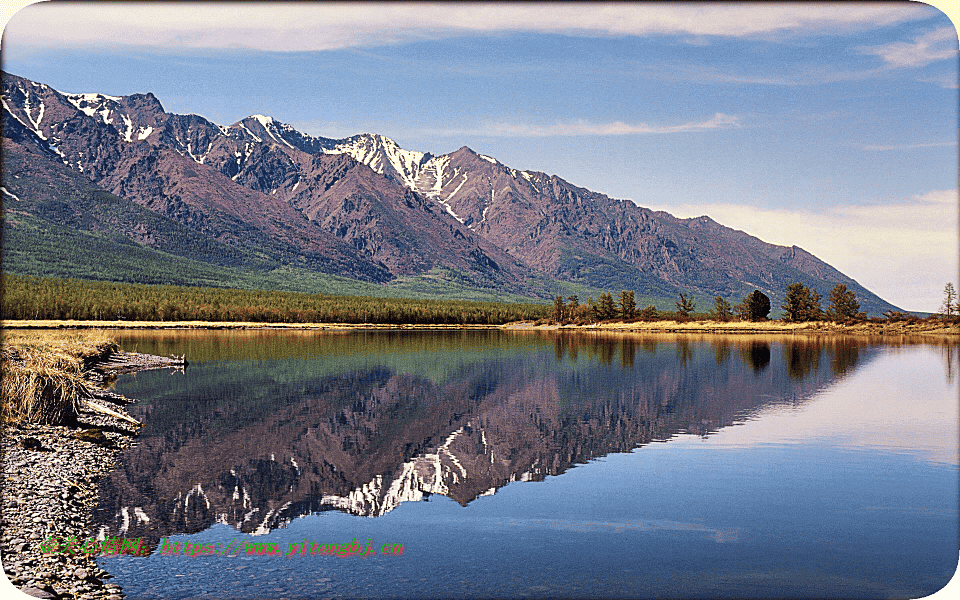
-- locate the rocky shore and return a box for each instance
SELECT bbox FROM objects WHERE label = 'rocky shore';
[1,352,184,599]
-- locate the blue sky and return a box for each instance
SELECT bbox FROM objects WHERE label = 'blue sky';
[1,1,957,312]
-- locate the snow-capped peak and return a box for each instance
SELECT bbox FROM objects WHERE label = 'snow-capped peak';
[322,133,431,190]
[251,114,274,127]
[63,92,153,142]
[65,92,123,115]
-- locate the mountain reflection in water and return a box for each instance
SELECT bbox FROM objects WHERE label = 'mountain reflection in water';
[91,330,899,557]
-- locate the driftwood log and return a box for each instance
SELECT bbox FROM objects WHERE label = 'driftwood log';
[80,400,142,426]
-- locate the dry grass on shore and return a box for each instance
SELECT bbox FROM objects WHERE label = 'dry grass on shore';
[1,330,117,425]
[4,318,959,336]
[509,318,960,336]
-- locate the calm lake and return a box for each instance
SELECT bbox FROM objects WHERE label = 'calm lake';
[94,330,958,599]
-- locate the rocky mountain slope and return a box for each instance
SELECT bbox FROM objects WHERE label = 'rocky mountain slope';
[1,71,899,314]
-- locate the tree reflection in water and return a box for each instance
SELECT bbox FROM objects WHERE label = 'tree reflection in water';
[96,330,944,557]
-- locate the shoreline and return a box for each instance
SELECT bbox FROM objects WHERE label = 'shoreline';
[1,320,503,331]
[1,351,183,600]
[511,319,960,336]
[3,318,958,337]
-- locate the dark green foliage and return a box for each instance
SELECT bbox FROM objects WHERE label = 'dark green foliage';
[638,305,659,320]
[0,274,550,325]
[826,284,865,322]
[2,213,549,304]
[555,248,682,300]
[781,283,823,322]
[618,290,636,319]
[737,290,770,322]
[711,296,733,321]
[595,292,618,320]
[553,296,566,322]
[675,293,695,317]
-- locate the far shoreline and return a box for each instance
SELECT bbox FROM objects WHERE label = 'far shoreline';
[3,318,958,336]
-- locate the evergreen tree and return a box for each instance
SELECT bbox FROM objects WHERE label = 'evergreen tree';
[942,283,958,317]
[638,305,659,320]
[826,284,864,322]
[0,274,552,325]
[676,292,695,317]
[737,290,770,322]
[781,283,822,322]
[618,290,636,319]
[596,292,617,320]
[553,296,565,322]
[711,296,733,322]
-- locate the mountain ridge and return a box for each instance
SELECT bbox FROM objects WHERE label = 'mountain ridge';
[1,71,900,315]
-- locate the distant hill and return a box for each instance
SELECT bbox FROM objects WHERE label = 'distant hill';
[1,71,900,315]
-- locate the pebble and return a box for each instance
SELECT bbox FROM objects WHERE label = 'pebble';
[1,358,152,600]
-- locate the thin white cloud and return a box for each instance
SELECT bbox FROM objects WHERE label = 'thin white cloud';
[856,26,959,68]
[861,141,958,151]
[918,72,960,89]
[656,189,959,313]
[429,113,742,138]
[2,2,937,52]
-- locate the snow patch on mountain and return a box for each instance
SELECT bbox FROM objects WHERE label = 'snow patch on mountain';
[250,114,295,149]
[446,173,468,201]
[2,98,36,136]
[322,133,430,191]
[237,122,262,143]
[3,84,50,141]
[120,114,134,142]
[1,187,22,202]
[66,92,121,120]
[251,114,273,128]
[23,96,44,133]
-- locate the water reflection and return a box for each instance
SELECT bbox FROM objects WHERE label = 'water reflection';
[95,331,944,559]
[943,343,959,383]
[740,341,771,373]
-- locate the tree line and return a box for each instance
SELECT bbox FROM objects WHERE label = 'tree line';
[6,274,955,326]
[0,275,550,325]
[548,281,944,325]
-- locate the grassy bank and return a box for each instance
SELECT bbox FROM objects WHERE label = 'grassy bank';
[0,330,117,425]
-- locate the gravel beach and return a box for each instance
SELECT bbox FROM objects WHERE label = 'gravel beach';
[1,352,185,599]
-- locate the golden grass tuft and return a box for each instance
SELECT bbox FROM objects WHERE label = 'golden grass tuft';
[1,330,118,425]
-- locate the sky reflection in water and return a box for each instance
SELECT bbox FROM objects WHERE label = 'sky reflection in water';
[98,331,958,599]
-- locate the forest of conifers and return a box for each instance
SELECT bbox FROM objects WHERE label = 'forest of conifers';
[1,275,551,325]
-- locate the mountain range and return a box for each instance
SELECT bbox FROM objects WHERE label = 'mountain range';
[0,71,899,315]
